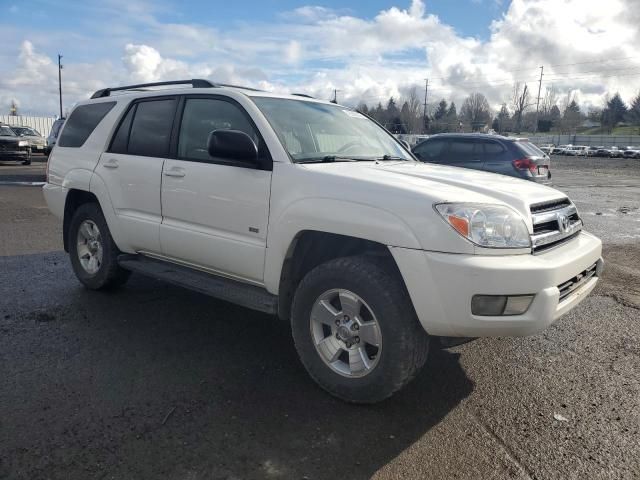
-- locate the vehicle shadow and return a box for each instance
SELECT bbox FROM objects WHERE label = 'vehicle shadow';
[1,253,474,480]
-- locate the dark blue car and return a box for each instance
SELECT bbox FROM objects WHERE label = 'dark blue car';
[412,133,551,183]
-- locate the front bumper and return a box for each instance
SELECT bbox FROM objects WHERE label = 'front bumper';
[390,231,603,337]
[0,149,31,161]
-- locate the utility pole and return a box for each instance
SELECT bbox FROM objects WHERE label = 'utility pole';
[533,65,543,134]
[422,78,429,133]
[332,89,340,104]
[58,54,63,118]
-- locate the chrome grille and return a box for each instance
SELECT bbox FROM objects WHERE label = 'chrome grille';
[558,262,598,302]
[530,198,582,253]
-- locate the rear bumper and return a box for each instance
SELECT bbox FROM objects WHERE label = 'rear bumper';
[390,231,603,337]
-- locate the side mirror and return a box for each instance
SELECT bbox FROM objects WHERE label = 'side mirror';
[207,129,258,165]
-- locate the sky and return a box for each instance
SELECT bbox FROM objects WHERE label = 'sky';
[1,0,639,117]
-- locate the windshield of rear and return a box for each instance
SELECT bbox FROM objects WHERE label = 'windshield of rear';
[516,141,546,157]
[251,97,413,162]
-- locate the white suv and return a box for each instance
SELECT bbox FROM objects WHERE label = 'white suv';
[44,79,603,403]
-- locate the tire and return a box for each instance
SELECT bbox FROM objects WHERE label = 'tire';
[291,255,430,404]
[68,202,130,290]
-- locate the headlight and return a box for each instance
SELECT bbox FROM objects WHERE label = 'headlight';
[18,140,29,147]
[435,203,531,248]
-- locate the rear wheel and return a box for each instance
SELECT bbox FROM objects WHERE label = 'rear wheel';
[68,203,130,290]
[291,255,430,403]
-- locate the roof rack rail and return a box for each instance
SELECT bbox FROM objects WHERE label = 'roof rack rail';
[291,93,314,98]
[216,83,263,92]
[90,79,264,99]
[91,79,215,99]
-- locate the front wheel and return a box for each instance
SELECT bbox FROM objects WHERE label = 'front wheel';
[291,255,430,403]
[68,203,130,290]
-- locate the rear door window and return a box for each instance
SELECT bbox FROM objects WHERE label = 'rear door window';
[57,102,115,147]
[127,99,177,158]
[482,140,505,157]
[109,105,136,154]
[448,139,482,163]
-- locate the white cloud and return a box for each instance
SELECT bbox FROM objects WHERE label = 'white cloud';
[2,0,640,117]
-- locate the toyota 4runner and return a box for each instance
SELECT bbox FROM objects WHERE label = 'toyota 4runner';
[44,79,603,403]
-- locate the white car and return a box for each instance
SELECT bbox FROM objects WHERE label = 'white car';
[43,79,603,403]
[565,146,589,156]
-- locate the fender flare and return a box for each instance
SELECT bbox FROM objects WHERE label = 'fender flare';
[263,197,422,294]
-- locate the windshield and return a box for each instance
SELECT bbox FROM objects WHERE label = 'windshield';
[0,126,16,136]
[251,97,413,162]
[13,127,39,136]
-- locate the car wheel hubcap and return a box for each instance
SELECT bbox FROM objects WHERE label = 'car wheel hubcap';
[310,289,382,378]
[77,220,103,275]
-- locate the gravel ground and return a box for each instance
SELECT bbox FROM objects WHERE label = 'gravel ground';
[0,156,638,480]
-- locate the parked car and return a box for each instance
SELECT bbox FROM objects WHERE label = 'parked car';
[622,147,640,158]
[586,146,601,157]
[552,144,572,155]
[0,124,32,165]
[45,118,66,156]
[10,126,46,154]
[595,147,611,157]
[412,133,551,183]
[538,144,555,155]
[43,79,603,403]
[564,146,589,156]
[608,146,624,158]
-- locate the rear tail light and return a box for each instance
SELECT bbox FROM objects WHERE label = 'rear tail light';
[512,158,536,173]
[45,153,50,183]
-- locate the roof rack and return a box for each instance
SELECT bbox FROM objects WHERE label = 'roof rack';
[291,93,315,98]
[90,79,262,99]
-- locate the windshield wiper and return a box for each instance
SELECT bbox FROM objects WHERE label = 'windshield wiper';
[296,155,373,164]
[376,154,405,160]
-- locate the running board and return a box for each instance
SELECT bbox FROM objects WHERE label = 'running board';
[118,254,278,314]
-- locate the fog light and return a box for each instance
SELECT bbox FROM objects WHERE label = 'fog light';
[472,295,534,316]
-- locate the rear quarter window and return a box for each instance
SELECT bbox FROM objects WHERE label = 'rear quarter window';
[516,141,545,157]
[57,103,115,147]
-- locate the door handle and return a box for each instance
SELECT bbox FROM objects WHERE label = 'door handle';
[103,159,119,169]
[164,168,185,178]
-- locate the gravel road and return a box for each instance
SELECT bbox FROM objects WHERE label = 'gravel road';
[0,156,638,480]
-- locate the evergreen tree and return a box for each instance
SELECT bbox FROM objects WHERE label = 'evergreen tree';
[628,92,640,126]
[549,105,561,129]
[602,92,627,131]
[496,104,510,133]
[356,102,369,115]
[563,100,582,132]
[434,99,448,120]
[446,102,458,131]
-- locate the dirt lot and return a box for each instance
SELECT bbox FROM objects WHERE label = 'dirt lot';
[0,156,638,480]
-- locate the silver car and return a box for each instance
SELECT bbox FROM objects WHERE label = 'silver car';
[45,118,66,156]
[11,126,46,153]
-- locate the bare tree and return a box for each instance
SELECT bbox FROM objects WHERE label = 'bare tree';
[511,82,533,133]
[460,93,491,131]
[540,86,558,118]
[402,86,422,134]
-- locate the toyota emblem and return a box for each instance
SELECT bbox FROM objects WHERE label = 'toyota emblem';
[557,214,570,233]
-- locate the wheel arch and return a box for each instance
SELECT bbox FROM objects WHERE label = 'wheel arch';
[275,230,402,321]
[63,189,100,252]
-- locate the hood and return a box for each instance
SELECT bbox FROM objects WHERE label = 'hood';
[303,160,566,221]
